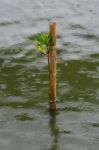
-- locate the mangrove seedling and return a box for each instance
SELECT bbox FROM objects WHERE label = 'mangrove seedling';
[35,33,52,54]
[34,21,57,111]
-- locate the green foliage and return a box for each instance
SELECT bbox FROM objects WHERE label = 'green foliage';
[35,33,52,54]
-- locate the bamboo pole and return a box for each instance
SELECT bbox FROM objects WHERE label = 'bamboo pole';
[48,22,56,111]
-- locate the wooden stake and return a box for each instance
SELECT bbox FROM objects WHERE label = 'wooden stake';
[48,22,56,111]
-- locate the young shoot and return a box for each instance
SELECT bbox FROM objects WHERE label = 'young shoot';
[35,33,52,54]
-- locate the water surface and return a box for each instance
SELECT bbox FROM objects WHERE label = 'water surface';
[0,0,99,149]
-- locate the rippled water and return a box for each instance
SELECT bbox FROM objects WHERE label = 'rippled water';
[0,0,99,150]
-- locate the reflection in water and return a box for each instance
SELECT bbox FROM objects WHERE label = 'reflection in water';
[49,112,60,150]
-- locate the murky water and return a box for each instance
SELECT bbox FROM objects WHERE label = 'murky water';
[0,0,99,149]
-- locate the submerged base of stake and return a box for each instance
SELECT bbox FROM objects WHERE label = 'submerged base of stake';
[49,21,57,111]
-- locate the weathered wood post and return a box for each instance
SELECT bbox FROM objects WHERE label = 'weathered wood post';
[48,21,57,111]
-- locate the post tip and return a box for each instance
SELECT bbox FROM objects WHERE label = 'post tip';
[49,21,56,26]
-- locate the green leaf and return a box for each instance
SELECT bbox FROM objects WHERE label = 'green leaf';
[36,45,47,54]
[35,33,52,55]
